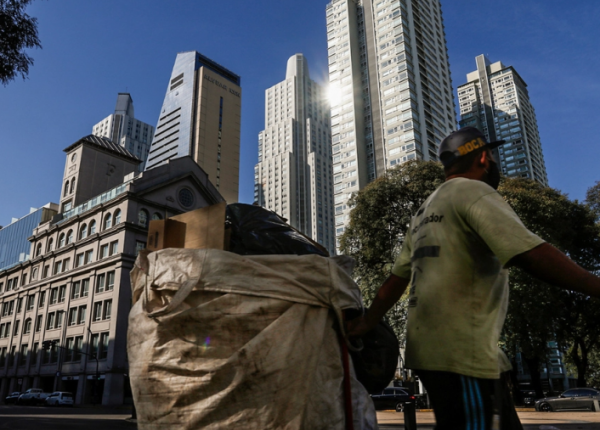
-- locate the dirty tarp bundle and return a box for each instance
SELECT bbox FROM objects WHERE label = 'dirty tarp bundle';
[128,248,378,430]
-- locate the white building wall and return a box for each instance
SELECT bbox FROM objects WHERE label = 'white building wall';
[255,54,335,254]
[327,0,456,249]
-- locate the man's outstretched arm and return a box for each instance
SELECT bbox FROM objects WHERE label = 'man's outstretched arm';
[346,274,410,337]
[509,243,600,298]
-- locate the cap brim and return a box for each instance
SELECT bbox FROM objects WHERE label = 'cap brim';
[488,140,506,149]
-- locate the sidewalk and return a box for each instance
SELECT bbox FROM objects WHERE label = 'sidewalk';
[377,410,600,427]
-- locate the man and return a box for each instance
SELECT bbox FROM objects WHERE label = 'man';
[347,127,600,429]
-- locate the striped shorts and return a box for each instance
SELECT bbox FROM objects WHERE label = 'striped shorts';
[416,370,523,430]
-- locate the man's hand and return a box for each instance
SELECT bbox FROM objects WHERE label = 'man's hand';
[345,274,410,338]
[345,315,372,338]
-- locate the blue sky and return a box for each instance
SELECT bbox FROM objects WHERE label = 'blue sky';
[1,0,598,226]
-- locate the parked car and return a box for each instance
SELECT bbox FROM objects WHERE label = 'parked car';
[370,387,415,412]
[16,388,50,405]
[535,388,600,412]
[4,392,21,404]
[45,392,74,407]
[520,389,537,406]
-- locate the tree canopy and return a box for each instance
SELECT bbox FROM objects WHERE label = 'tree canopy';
[340,161,600,389]
[339,160,444,342]
[0,0,41,86]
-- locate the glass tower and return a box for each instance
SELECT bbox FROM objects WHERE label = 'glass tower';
[146,51,242,203]
[326,0,456,248]
[458,55,549,186]
[254,54,335,254]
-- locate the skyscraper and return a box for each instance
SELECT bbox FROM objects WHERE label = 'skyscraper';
[254,54,335,254]
[146,51,242,203]
[326,0,456,247]
[458,55,548,186]
[92,93,155,170]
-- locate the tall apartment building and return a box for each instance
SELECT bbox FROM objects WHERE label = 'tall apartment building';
[92,93,155,171]
[146,51,242,203]
[326,0,456,247]
[0,135,223,405]
[458,55,548,186]
[254,54,335,254]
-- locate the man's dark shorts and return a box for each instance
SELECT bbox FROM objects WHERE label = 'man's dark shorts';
[416,369,523,430]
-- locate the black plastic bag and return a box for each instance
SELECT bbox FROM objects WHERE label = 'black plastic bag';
[226,203,329,257]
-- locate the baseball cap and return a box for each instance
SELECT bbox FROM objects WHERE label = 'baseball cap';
[438,127,505,168]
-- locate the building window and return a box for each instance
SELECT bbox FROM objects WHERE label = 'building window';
[89,220,96,234]
[59,285,67,302]
[178,188,194,208]
[38,291,45,308]
[70,178,76,194]
[138,209,149,228]
[31,267,38,280]
[152,213,162,221]
[100,244,109,258]
[13,320,20,336]
[50,288,58,304]
[58,233,65,248]
[114,209,121,225]
[46,238,53,252]
[84,249,93,264]
[46,313,56,330]
[135,241,146,256]
[36,243,42,257]
[35,315,42,332]
[31,343,38,365]
[67,229,73,244]
[104,213,112,230]
[42,265,49,278]
[64,180,69,196]
[56,311,64,328]
[19,344,28,366]
[76,253,84,267]
[26,295,35,311]
[79,224,88,240]
[109,240,118,256]
[24,318,32,334]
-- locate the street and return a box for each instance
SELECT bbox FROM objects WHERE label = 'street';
[2,405,600,429]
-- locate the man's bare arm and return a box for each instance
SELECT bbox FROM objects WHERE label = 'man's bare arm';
[509,242,600,298]
[346,274,410,337]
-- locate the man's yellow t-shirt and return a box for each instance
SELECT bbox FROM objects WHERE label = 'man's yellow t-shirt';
[392,178,544,379]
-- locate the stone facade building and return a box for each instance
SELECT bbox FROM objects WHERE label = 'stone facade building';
[0,135,223,405]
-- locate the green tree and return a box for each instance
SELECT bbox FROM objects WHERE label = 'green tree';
[0,0,41,86]
[585,180,600,222]
[499,178,600,391]
[339,160,444,343]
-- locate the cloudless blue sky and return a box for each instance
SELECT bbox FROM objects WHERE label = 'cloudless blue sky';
[1,0,599,226]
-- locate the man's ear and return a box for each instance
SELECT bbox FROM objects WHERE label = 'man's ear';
[478,150,488,167]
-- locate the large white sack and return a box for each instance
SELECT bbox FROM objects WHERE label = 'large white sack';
[128,248,378,430]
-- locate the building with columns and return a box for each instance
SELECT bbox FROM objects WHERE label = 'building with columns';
[0,135,223,405]
[254,54,335,254]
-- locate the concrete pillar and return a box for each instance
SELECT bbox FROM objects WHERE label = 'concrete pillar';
[0,378,9,402]
[8,378,17,393]
[102,372,124,406]
[75,375,85,405]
